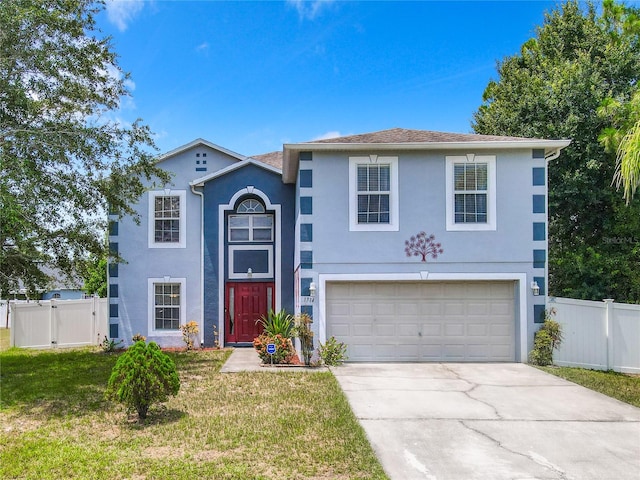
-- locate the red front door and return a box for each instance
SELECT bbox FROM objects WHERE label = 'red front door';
[224,282,274,343]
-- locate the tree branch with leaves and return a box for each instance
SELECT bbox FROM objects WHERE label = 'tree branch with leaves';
[0,0,171,297]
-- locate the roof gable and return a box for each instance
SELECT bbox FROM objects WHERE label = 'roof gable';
[190,158,282,186]
[156,138,247,164]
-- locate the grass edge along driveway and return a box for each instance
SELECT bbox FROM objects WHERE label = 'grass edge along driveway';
[0,347,388,480]
[538,365,640,408]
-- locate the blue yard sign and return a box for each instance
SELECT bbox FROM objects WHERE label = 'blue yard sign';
[267,343,276,355]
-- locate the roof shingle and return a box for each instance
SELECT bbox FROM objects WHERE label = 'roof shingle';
[307,128,541,144]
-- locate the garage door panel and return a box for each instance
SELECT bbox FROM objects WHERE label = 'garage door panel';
[491,324,511,336]
[327,281,516,362]
[467,302,490,315]
[420,302,443,315]
[397,323,419,336]
[467,323,489,336]
[443,344,466,359]
[444,302,465,315]
[444,323,464,336]
[422,324,442,336]
[351,303,372,316]
[375,324,396,336]
[491,303,512,315]
[330,324,351,337]
[375,303,396,315]
[467,344,490,357]
[398,303,419,315]
[352,324,373,336]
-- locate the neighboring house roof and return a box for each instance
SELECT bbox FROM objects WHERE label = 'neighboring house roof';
[281,127,571,183]
[8,266,83,297]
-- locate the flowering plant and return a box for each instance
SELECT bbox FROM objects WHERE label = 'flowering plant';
[253,333,295,364]
[180,321,199,350]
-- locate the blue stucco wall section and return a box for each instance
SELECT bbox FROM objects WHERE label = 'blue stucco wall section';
[295,147,553,357]
[202,163,295,346]
[111,143,240,347]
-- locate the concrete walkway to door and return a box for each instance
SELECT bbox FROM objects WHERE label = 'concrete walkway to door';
[332,363,640,480]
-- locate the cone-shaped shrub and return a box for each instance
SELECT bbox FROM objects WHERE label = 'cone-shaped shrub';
[106,341,180,420]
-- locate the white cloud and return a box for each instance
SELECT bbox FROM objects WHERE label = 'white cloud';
[105,0,146,32]
[312,131,342,141]
[287,0,335,20]
[196,42,210,54]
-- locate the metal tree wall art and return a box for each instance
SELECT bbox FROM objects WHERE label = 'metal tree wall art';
[405,232,443,262]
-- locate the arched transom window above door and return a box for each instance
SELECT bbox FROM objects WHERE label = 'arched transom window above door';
[228,198,274,242]
[236,198,264,214]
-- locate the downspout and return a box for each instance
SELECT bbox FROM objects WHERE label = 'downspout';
[190,184,205,347]
[545,147,563,162]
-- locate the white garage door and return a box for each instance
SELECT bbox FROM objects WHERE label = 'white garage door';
[326,281,516,362]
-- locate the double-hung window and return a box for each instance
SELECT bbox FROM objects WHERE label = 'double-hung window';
[446,155,496,231]
[149,190,186,248]
[349,156,399,231]
[148,277,186,334]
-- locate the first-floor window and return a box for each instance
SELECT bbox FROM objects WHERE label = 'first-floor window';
[154,283,181,330]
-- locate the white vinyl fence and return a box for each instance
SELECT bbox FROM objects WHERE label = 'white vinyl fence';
[551,297,640,374]
[9,297,108,349]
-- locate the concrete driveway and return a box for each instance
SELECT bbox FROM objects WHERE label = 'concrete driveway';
[332,363,640,480]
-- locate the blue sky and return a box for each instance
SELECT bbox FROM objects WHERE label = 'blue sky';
[99,0,564,157]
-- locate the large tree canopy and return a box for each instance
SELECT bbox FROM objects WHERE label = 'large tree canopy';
[0,0,170,296]
[473,0,640,302]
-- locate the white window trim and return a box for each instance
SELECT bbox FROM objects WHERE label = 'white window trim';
[148,277,186,336]
[148,190,187,248]
[349,155,399,232]
[228,245,274,279]
[445,155,497,231]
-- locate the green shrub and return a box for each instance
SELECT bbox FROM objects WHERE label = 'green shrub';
[293,313,314,366]
[529,312,563,366]
[105,341,180,420]
[318,336,348,366]
[100,335,123,353]
[253,333,295,364]
[257,309,294,338]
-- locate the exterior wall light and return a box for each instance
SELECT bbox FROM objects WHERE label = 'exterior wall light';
[247,268,252,278]
[309,282,316,298]
[531,280,540,296]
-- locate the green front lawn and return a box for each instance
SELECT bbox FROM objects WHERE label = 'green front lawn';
[538,365,640,408]
[0,347,387,479]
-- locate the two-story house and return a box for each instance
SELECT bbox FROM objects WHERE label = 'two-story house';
[108,128,569,362]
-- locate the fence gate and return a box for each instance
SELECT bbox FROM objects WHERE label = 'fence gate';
[10,298,108,349]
